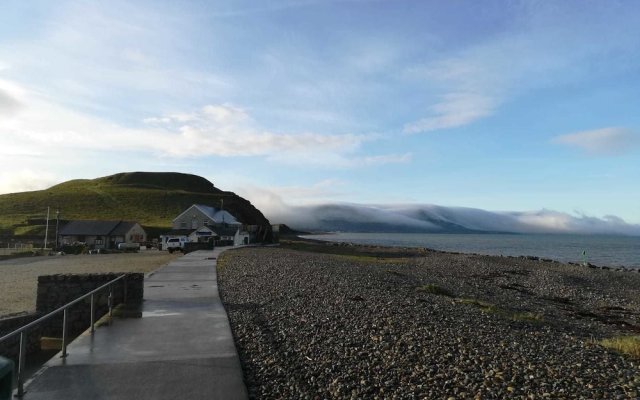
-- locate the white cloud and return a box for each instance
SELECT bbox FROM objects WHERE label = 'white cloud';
[236,179,347,208]
[348,152,413,167]
[231,180,353,227]
[402,4,640,135]
[552,127,640,155]
[0,169,59,194]
[154,105,368,158]
[0,79,408,178]
[0,79,26,115]
[0,88,21,116]
[403,93,496,134]
[260,201,640,236]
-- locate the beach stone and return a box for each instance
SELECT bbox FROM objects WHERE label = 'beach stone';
[218,246,640,399]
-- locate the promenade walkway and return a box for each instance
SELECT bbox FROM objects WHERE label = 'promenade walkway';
[20,248,248,399]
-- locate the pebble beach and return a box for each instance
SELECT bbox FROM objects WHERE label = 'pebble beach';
[217,241,640,399]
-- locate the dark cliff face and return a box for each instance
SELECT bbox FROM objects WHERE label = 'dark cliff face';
[96,172,223,194]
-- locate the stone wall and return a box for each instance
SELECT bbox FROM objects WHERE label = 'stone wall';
[36,273,144,337]
[0,273,143,362]
[0,313,42,363]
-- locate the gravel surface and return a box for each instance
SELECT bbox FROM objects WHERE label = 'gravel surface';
[0,250,179,316]
[218,244,640,399]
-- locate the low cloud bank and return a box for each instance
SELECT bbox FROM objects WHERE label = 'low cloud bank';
[267,203,640,236]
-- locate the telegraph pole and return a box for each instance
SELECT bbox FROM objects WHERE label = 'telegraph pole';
[55,209,60,251]
[43,207,50,249]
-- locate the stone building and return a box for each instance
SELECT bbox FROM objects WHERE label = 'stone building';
[58,220,147,249]
[162,204,250,246]
[171,204,241,230]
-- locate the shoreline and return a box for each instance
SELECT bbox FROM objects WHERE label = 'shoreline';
[298,233,640,272]
[218,242,640,398]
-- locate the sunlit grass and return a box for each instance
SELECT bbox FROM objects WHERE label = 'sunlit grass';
[0,172,257,237]
[511,311,544,322]
[600,336,640,358]
[456,297,495,311]
[455,297,544,323]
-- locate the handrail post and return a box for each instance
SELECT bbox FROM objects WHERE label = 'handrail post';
[108,284,113,324]
[0,273,127,390]
[61,308,68,358]
[123,277,128,305]
[16,331,26,397]
[90,293,95,334]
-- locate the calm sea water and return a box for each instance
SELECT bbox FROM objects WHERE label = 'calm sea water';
[301,233,640,269]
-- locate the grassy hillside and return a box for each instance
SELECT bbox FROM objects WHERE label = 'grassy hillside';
[0,172,270,238]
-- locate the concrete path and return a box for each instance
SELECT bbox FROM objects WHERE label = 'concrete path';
[20,248,248,400]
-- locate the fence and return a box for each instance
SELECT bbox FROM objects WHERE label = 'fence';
[0,274,129,397]
[0,244,35,256]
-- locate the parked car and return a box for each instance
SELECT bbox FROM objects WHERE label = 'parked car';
[165,238,185,253]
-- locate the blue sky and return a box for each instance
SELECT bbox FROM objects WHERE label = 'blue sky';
[1,0,639,225]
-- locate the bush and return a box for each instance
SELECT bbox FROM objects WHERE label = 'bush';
[62,243,87,255]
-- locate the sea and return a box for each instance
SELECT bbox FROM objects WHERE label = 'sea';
[300,232,640,269]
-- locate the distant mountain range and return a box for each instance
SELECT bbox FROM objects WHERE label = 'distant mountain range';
[3,172,637,239]
[0,172,270,238]
[269,203,640,236]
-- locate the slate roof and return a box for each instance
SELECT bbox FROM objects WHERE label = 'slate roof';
[173,204,241,225]
[194,205,240,225]
[59,220,140,236]
[162,229,195,236]
[163,226,238,237]
[110,221,139,236]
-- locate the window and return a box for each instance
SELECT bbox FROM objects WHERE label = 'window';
[180,222,187,228]
[204,220,209,226]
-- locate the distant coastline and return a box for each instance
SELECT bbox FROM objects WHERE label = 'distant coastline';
[300,232,640,270]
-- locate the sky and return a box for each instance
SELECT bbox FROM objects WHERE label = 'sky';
[1,0,639,226]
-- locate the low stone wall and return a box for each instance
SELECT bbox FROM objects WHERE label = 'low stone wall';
[0,313,42,363]
[0,273,143,362]
[184,242,214,253]
[36,273,144,337]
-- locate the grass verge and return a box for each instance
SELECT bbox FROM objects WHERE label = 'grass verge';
[456,297,544,323]
[417,284,454,297]
[217,252,230,271]
[600,336,640,358]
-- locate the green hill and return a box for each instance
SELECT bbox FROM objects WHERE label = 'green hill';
[0,172,270,239]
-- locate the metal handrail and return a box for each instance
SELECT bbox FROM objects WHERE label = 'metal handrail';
[0,273,128,397]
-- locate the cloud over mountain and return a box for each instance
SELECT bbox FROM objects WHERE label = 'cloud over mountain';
[266,202,640,236]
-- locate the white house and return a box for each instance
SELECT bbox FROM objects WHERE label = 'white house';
[187,226,216,243]
[161,204,248,247]
[172,204,241,230]
[234,229,250,246]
